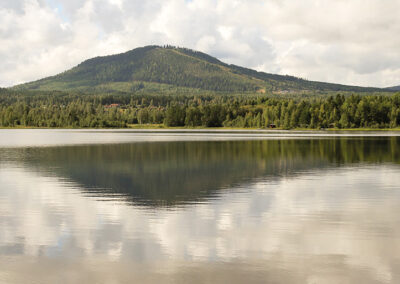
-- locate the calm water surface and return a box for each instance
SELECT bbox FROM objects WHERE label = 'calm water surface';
[1,130,400,283]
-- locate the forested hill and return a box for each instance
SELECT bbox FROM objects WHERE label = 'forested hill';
[388,85,400,91]
[14,45,387,94]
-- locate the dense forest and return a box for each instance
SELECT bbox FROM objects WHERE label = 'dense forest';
[1,90,399,129]
[6,45,398,130]
[14,45,388,94]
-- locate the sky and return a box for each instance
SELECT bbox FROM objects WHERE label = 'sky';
[0,0,399,88]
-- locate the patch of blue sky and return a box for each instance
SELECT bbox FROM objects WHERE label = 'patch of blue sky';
[45,0,70,23]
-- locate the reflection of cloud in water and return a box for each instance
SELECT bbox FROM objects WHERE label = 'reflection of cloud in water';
[1,164,400,283]
[1,129,399,148]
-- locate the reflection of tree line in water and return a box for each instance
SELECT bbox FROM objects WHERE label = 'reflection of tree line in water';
[6,137,400,206]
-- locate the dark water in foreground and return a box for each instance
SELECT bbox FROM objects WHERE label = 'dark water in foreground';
[0,130,400,283]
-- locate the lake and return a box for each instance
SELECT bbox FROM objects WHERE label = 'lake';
[1,129,400,283]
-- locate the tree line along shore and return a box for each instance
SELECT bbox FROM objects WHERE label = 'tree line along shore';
[1,91,400,129]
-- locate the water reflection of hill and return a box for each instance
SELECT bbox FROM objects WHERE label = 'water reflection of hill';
[4,137,400,206]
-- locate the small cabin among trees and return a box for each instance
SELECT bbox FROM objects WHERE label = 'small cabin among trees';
[104,103,121,109]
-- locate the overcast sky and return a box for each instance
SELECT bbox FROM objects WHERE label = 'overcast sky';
[0,0,399,88]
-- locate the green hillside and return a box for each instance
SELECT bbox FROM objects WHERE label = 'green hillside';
[14,45,387,93]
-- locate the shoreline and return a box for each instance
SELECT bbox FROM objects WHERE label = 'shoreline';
[1,126,400,132]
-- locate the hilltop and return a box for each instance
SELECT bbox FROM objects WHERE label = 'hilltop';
[14,45,388,94]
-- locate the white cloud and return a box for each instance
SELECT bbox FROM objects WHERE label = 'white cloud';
[0,0,399,87]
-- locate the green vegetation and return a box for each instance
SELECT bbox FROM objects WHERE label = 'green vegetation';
[4,45,399,129]
[1,91,400,129]
[14,45,390,94]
